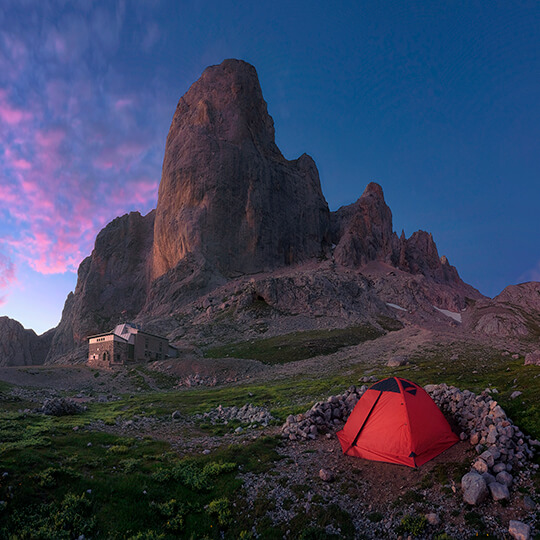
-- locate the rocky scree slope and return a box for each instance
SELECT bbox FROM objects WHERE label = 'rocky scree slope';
[12,59,487,365]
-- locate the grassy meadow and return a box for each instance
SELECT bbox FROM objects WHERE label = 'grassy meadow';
[0,332,539,539]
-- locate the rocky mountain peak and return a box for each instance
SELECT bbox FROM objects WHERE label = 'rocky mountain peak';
[175,58,279,154]
[361,181,385,200]
[331,181,395,267]
[152,58,330,280]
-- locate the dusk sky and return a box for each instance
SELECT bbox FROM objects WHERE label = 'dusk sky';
[0,1,538,334]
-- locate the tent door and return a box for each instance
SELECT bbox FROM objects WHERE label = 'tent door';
[346,390,383,453]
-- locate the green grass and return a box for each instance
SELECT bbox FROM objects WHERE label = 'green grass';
[204,325,385,364]
[0,410,281,539]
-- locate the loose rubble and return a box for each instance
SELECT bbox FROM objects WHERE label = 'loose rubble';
[426,384,538,505]
[39,397,85,416]
[281,385,367,441]
[195,403,275,427]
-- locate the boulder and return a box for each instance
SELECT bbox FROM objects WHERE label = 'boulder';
[461,472,488,505]
[495,471,513,487]
[386,355,408,367]
[508,520,531,540]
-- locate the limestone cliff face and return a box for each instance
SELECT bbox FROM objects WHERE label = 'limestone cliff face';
[0,317,52,366]
[46,211,154,362]
[152,59,330,279]
[331,182,397,267]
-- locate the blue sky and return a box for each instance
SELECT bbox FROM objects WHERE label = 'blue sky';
[0,0,539,334]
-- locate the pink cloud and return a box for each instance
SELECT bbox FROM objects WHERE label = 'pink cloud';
[0,13,161,280]
[115,98,134,110]
[0,91,32,125]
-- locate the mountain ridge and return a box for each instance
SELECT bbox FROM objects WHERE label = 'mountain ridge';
[3,58,537,367]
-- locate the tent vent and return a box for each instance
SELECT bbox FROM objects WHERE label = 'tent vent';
[371,378,400,393]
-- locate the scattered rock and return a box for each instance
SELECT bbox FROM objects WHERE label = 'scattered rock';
[319,469,334,482]
[386,355,408,367]
[510,391,523,399]
[488,481,510,502]
[509,520,531,540]
[425,513,440,526]
[40,397,84,416]
[196,403,275,427]
[461,472,488,505]
[524,351,540,366]
[171,410,181,420]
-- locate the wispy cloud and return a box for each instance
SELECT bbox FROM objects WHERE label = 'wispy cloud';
[520,261,540,283]
[0,1,167,280]
[0,250,16,306]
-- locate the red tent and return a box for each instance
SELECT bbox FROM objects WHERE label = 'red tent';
[336,377,458,467]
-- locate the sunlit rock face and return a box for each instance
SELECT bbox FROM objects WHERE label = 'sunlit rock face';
[152,58,331,279]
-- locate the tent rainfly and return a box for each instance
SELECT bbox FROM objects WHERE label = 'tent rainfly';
[337,377,458,467]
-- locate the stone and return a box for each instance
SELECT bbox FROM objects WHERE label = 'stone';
[171,410,181,420]
[481,473,496,485]
[524,350,540,366]
[493,462,507,474]
[386,355,408,367]
[488,481,510,502]
[479,451,495,468]
[508,520,531,540]
[319,469,334,482]
[472,458,489,474]
[425,513,440,526]
[523,495,536,511]
[495,471,513,487]
[461,472,488,505]
[510,391,523,400]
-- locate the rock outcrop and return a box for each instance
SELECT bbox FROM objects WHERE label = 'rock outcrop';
[331,182,396,267]
[46,211,155,362]
[0,317,52,366]
[152,59,330,280]
[331,182,464,286]
[464,282,540,339]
